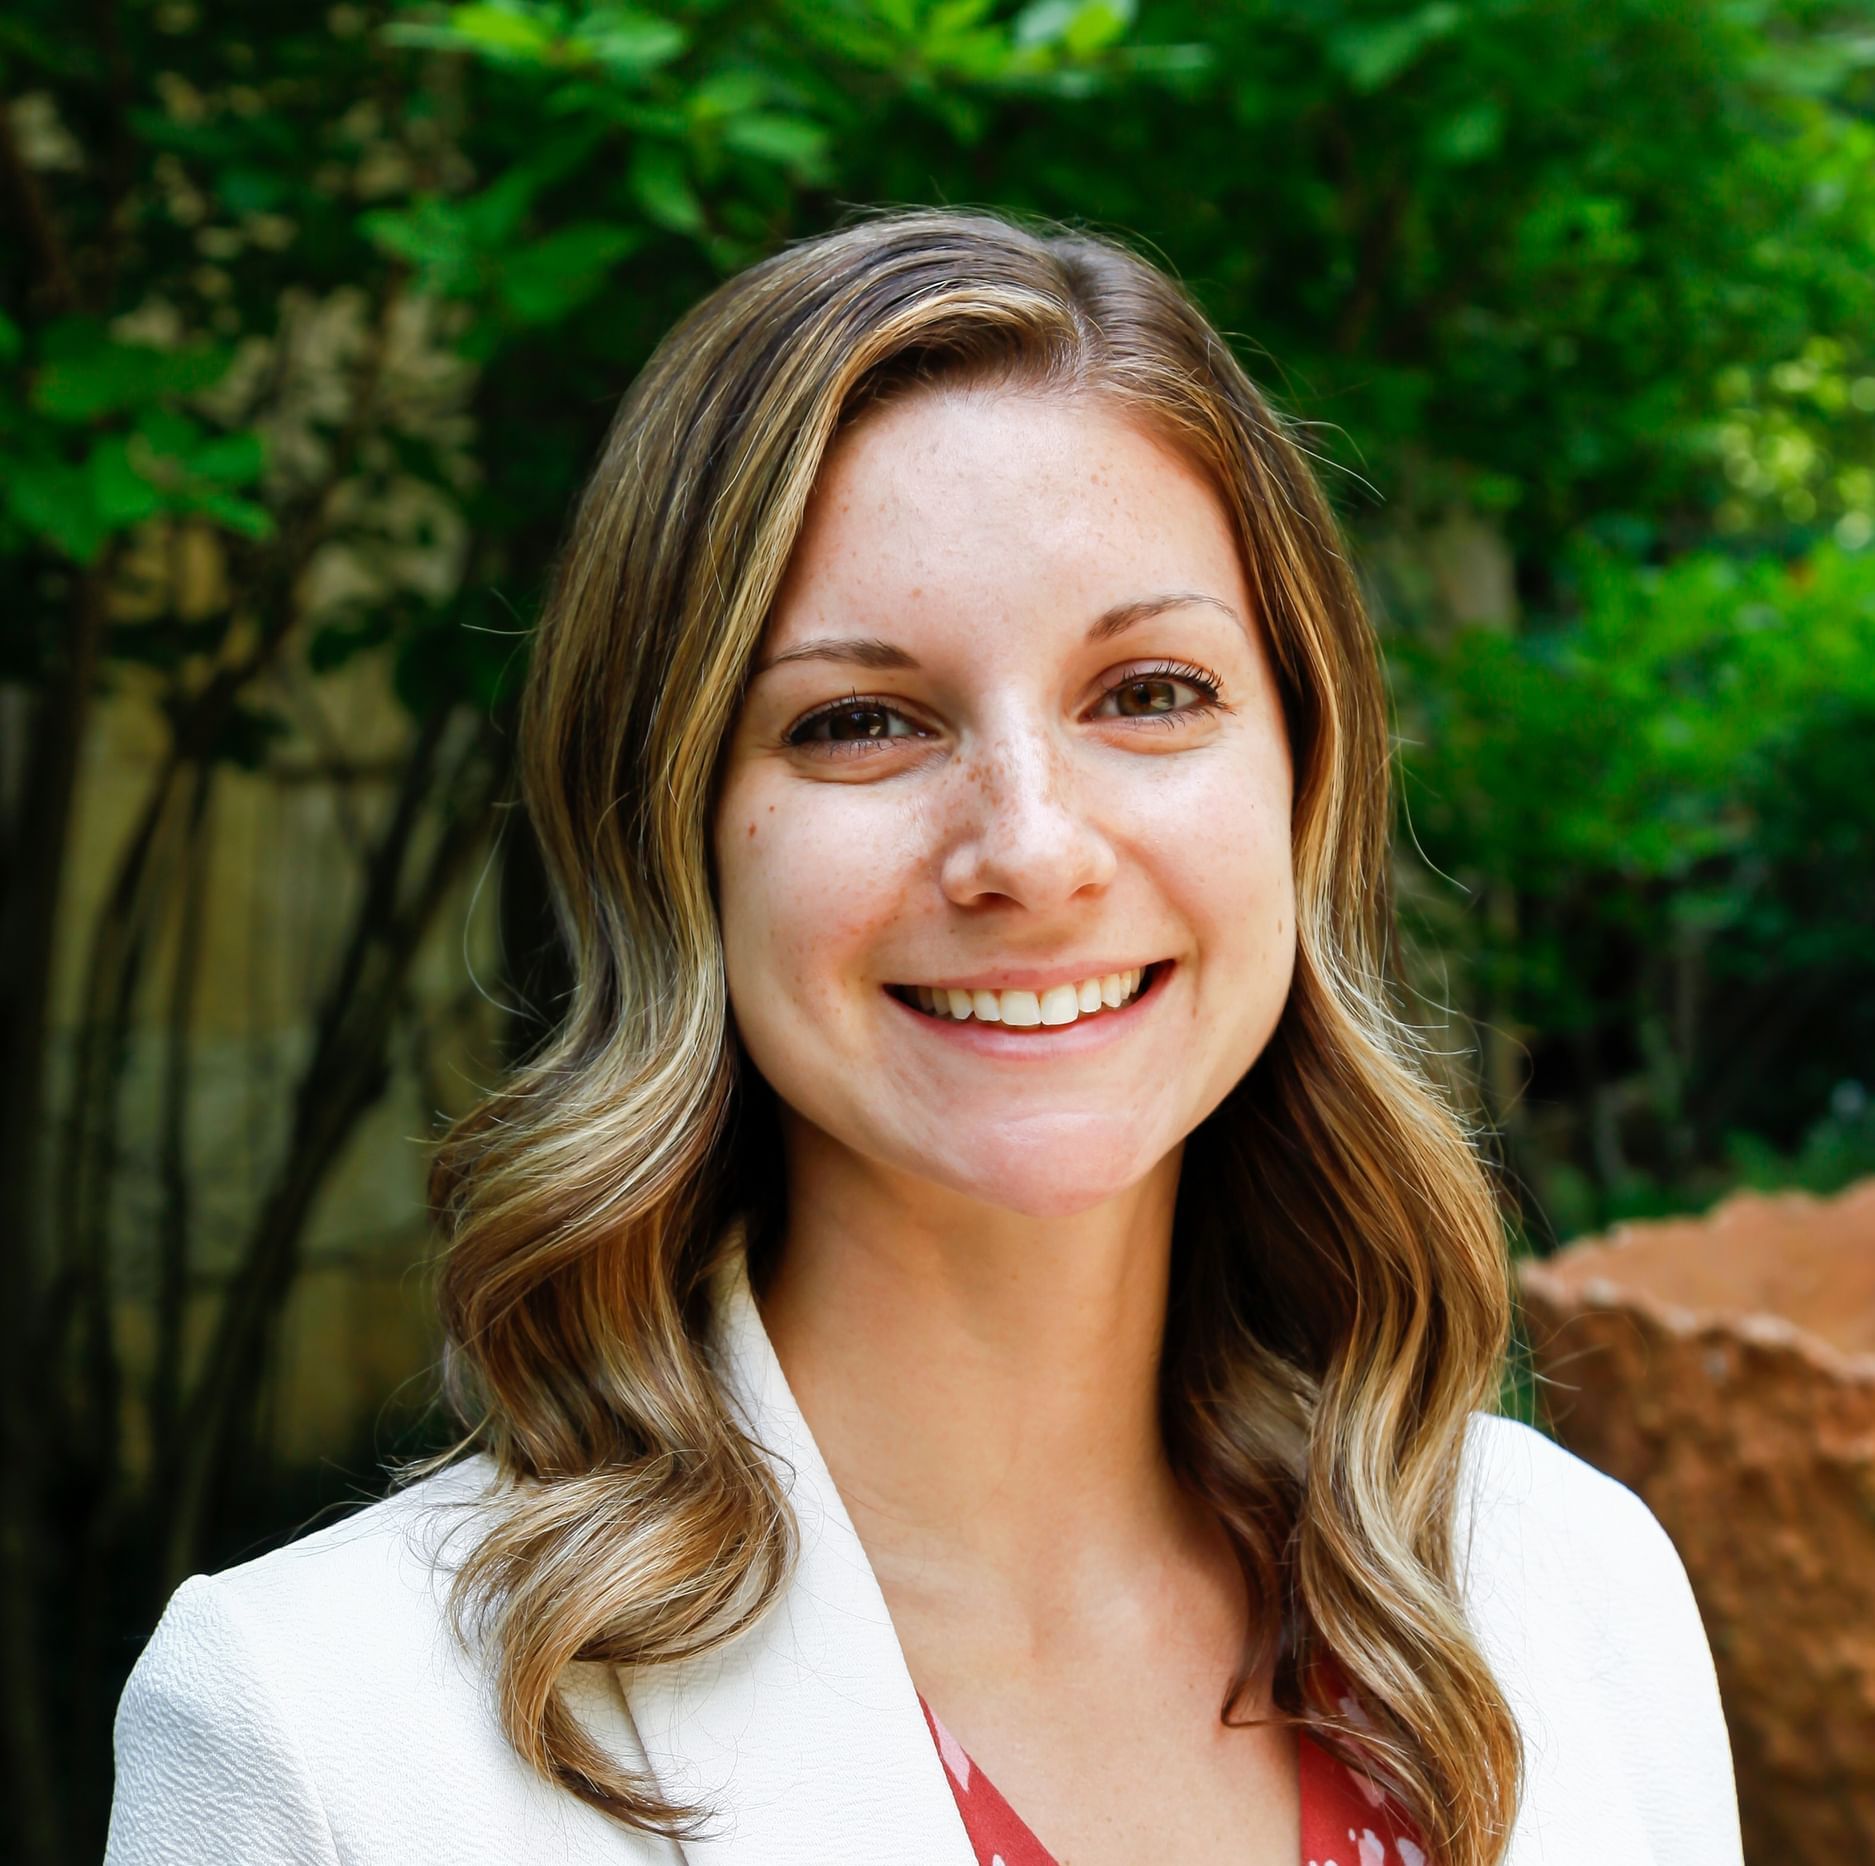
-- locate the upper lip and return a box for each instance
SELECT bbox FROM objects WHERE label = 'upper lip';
[887,959,1166,993]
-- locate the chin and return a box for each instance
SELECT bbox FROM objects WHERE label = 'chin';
[909,1122,1169,1220]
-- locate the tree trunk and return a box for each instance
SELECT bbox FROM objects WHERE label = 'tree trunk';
[0,567,108,1866]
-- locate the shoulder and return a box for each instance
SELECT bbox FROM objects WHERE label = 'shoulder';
[109,1459,670,1865]
[1457,1409,1671,1574]
[1454,1412,1744,1863]
[1453,1410,1707,1681]
[127,1458,504,1757]
[1455,1410,1711,1632]
[167,1456,499,1666]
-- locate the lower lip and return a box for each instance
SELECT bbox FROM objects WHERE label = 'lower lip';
[884,963,1174,1058]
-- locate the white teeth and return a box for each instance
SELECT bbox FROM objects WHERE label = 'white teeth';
[1039,983,1079,1025]
[1000,989,1042,1027]
[901,967,1154,1027]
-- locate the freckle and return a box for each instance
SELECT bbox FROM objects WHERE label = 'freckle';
[747,822,756,838]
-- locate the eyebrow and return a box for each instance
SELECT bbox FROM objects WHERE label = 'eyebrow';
[755,591,1243,675]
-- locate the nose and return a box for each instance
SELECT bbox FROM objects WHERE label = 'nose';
[938,717,1118,911]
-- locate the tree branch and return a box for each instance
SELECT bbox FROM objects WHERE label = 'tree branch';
[162,711,505,1582]
[0,563,103,1866]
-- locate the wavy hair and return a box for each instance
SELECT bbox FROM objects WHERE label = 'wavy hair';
[427,206,1522,1863]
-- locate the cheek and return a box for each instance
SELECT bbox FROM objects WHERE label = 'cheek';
[714,780,915,1015]
[1145,748,1293,950]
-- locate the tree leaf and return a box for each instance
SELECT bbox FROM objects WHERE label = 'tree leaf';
[1015,0,1134,53]
[185,488,277,540]
[388,3,558,63]
[186,431,268,486]
[1330,2,1463,93]
[89,437,164,526]
[569,8,688,77]
[498,221,644,323]
[6,458,108,562]
[628,139,706,234]
[721,112,831,174]
[32,338,234,422]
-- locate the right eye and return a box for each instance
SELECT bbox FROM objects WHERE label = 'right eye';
[785,698,926,750]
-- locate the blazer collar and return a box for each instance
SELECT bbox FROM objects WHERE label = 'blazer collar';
[617,1249,1656,1866]
[621,1241,975,1865]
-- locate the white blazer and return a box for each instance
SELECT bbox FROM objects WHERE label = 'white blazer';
[108,1247,1744,1865]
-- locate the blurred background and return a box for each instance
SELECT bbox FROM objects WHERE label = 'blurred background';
[4,2,1873,1861]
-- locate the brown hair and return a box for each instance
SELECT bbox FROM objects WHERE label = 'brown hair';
[428,205,1522,1863]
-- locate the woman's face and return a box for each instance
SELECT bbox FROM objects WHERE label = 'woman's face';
[713,387,1296,1218]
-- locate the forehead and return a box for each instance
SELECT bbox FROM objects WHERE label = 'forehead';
[764,388,1246,645]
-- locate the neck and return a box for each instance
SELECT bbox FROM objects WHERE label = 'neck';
[755,1120,1212,1630]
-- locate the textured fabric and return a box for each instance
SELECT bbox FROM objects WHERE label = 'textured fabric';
[917,1687,1428,1866]
[1296,1726,1427,1866]
[107,1466,671,1866]
[107,1240,1743,1865]
[1295,1654,1430,1866]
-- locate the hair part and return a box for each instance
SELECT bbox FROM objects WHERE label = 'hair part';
[426,205,1522,1861]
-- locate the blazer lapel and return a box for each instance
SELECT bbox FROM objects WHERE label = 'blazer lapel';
[622,1246,975,1866]
[616,1260,1676,1864]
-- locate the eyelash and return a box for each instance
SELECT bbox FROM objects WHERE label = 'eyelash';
[781,661,1228,756]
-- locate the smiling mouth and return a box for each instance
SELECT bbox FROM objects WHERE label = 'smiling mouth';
[887,963,1164,1030]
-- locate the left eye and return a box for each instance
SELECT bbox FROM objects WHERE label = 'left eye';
[1094,672,1214,718]
[1095,675,1200,720]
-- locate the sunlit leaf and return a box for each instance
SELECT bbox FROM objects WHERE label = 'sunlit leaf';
[1015,0,1135,54]
[498,221,643,322]
[569,8,687,76]
[88,437,163,526]
[188,432,267,486]
[721,112,830,174]
[1329,2,1463,92]
[185,488,277,539]
[628,139,705,234]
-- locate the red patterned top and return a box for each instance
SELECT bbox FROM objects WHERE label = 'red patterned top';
[917,1677,1427,1866]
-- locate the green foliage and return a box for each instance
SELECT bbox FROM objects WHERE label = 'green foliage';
[1394,539,1875,1231]
[870,0,1875,565]
[8,9,1875,1857]
[1402,543,1875,911]
[2,320,269,565]
[3,0,1190,717]
[1726,1081,1875,1195]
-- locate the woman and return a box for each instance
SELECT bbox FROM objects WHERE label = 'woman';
[108,207,1742,1866]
